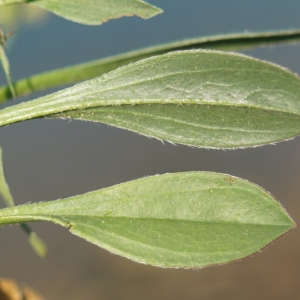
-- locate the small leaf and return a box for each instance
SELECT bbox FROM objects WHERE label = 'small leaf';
[0,147,47,258]
[0,0,163,25]
[1,29,300,102]
[1,50,300,148]
[0,172,295,268]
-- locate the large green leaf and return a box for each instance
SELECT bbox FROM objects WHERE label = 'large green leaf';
[1,29,300,102]
[1,50,300,148]
[0,0,162,25]
[0,172,295,268]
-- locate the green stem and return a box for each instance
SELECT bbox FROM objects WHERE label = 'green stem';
[0,28,16,99]
[0,147,47,257]
[0,213,37,226]
[0,205,68,228]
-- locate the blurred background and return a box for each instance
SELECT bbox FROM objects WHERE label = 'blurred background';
[1,1,300,299]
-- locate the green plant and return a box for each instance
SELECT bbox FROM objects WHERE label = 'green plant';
[0,0,300,290]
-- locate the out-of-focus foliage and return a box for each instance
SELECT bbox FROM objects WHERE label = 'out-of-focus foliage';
[0,4,49,30]
[0,4,49,91]
[0,0,162,25]
[0,277,44,300]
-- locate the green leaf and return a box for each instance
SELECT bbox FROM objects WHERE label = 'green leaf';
[1,29,300,102]
[0,172,295,268]
[1,50,300,148]
[0,147,47,258]
[0,0,162,25]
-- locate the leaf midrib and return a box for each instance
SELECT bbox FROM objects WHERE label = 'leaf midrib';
[7,214,292,227]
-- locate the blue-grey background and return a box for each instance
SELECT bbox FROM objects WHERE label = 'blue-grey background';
[1,1,300,299]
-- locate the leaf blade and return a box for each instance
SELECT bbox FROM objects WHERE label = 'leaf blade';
[56,104,300,148]
[1,50,300,148]
[0,0,162,25]
[0,172,295,268]
[1,29,300,102]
